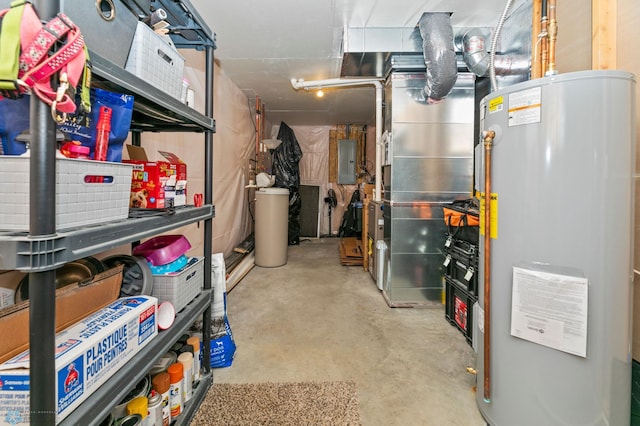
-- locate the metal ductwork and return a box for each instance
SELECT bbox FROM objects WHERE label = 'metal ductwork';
[417,12,457,103]
[460,28,531,78]
[340,27,424,78]
[341,12,530,86]
[461,28,491,76]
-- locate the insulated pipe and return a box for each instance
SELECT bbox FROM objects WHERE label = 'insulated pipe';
[493,55,532,76]
[490,0,515,92]
[418,12,457,102]
[290,78,384,201]
[482,130,495,402]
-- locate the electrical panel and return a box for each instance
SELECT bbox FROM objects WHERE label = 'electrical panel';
[337,139,356,184]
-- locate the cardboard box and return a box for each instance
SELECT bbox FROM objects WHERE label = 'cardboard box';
[0,266,123,364]
[124,146,187,209]
[0,296,158,425]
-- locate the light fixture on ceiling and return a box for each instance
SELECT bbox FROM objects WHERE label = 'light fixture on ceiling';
[316,89,324,98]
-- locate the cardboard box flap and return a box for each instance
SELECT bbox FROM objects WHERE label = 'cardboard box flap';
[158,150,184,164]
[126,144,149,161]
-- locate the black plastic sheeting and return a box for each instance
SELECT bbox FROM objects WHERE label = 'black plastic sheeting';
[273,122,303,245]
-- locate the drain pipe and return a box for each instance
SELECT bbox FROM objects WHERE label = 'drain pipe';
[255,96,261,169]
[482,130,495,403]
[291,78,384,202]
[373,83,382,202]
[291,78,382,91]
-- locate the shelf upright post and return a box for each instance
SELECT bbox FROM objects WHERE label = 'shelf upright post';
[202,43,215,373]
[29,1,59,424]
[131,131,142,147]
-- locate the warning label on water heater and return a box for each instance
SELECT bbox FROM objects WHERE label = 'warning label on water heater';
[488,96,504,113]
[510,266,588,357]
[508,87,541,126]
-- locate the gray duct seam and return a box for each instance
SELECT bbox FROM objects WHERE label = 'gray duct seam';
[418,12,457,103]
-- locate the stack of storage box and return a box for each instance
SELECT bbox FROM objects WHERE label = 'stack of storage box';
[443,201,479,346]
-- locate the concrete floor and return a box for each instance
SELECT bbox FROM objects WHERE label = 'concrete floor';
[213,238,486,425]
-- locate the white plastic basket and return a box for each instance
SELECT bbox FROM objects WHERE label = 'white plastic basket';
[125,21,185,100]
[152,257,203,312]
[0,156,133,231]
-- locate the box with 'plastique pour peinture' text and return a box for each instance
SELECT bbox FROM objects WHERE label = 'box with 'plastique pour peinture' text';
[0,296,157,425]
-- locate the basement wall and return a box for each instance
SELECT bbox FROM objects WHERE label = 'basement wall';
[125,50,255,258]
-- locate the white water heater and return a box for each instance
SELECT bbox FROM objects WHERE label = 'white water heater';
[475,70,635,425]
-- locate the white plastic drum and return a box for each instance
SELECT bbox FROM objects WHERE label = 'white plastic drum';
[475,70,635,425]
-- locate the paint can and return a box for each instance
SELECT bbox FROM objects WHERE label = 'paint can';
[152,372,171,426]
[186,335,201,381]
[167,363,184,418]
[177,352,193,402]
[117,414,142,426]
[147,390,163,426]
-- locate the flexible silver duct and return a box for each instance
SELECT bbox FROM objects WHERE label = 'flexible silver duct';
[418,12,457,103]
[461,28,530,78]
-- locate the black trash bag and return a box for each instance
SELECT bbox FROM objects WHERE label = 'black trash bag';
[272,121,303,245]
[288,191,302,245]
[273,121,303,190]
[338,190,362,238]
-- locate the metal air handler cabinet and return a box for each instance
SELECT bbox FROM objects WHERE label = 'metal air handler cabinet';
[381,71,476,306]
[475,70,635,425]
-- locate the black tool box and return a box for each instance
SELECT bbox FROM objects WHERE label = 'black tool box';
[444,276,476,345]
[442,199,480,346]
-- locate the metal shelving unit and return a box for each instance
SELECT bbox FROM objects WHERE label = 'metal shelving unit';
[0,206,213,271]
[91,52,215,133]
[60,290,212,425]
[3,1,217,423]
